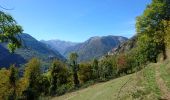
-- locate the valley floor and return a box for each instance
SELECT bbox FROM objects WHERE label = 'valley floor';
[52,60,170,100]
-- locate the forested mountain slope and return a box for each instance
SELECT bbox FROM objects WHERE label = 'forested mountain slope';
[0,33,65,68]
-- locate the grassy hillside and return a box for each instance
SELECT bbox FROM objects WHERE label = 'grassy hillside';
[53,56,170,100]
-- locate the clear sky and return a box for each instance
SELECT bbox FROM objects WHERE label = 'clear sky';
[0,0,151,42]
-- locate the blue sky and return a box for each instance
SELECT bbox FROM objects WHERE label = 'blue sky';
[0,0,151,42]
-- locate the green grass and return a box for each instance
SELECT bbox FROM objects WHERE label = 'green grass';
[142,65,161,98]
[160,61,170,91]
[129,64,161,100]
[52,74,136,100]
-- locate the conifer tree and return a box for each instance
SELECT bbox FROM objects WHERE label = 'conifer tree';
[69,53,80,88]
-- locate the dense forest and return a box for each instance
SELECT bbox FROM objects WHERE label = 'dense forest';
[0,0,170,99]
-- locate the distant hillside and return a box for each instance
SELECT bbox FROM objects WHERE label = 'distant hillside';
[108,36,137,55]
[64,35,128,62]
[0,45,26,68]
[41,40,78,55]
[0,33,65,68]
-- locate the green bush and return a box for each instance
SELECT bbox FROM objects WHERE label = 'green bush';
[56,84,74,95]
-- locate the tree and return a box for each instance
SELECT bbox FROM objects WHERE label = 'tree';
[49,61,59,95]
[49,60,70,95]
[99,57,115,80]
[9,65,19,100]
[136,0,170,60]
[79,63,93,83]
[0,11,23,53]
[0,68,10,100]
[92,58,99,79]
[69,53,80,88]
[126,49,139,72]
[116,54,128,75]
[137,34,159,63]
[23,58,41,100]
[39,75,50,96]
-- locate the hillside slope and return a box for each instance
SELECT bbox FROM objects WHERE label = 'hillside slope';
[0,45,26,67]
[0,33,65,68]
[53,55,170,100]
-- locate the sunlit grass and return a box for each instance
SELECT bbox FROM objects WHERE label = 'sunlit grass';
[142,65,161,99]
[160,61,170,91]
[53,63,164,100]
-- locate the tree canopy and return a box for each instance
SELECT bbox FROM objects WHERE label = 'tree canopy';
[0,11,23,52]
[136,0,170,61]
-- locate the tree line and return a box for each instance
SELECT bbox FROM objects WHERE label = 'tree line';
[0,52,137,99]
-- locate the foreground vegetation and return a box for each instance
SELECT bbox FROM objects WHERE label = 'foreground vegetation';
[54,58,170,100]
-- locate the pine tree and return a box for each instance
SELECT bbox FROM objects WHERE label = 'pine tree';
[69,53,80,88]
[50,60,60,95]
[92,58,99,79]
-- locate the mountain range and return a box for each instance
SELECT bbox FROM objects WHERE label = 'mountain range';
[63,35,128,61]
[0,33,128,69]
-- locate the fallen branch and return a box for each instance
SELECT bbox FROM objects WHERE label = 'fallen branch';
[117,77,132,99]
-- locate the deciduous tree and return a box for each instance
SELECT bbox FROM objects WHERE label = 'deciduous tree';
[136,0,170,60]
[23,58,41,99]
[0,11,23,53]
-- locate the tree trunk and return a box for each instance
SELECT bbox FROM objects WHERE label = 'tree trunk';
[162,43,167,60]
[73,72,79,88]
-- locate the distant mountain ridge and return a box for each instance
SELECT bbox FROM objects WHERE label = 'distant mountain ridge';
[0,44,26,67]
[0,33,65,68]
[0,34,128,68]
[64,35,128,62]
[41,40,78,55]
